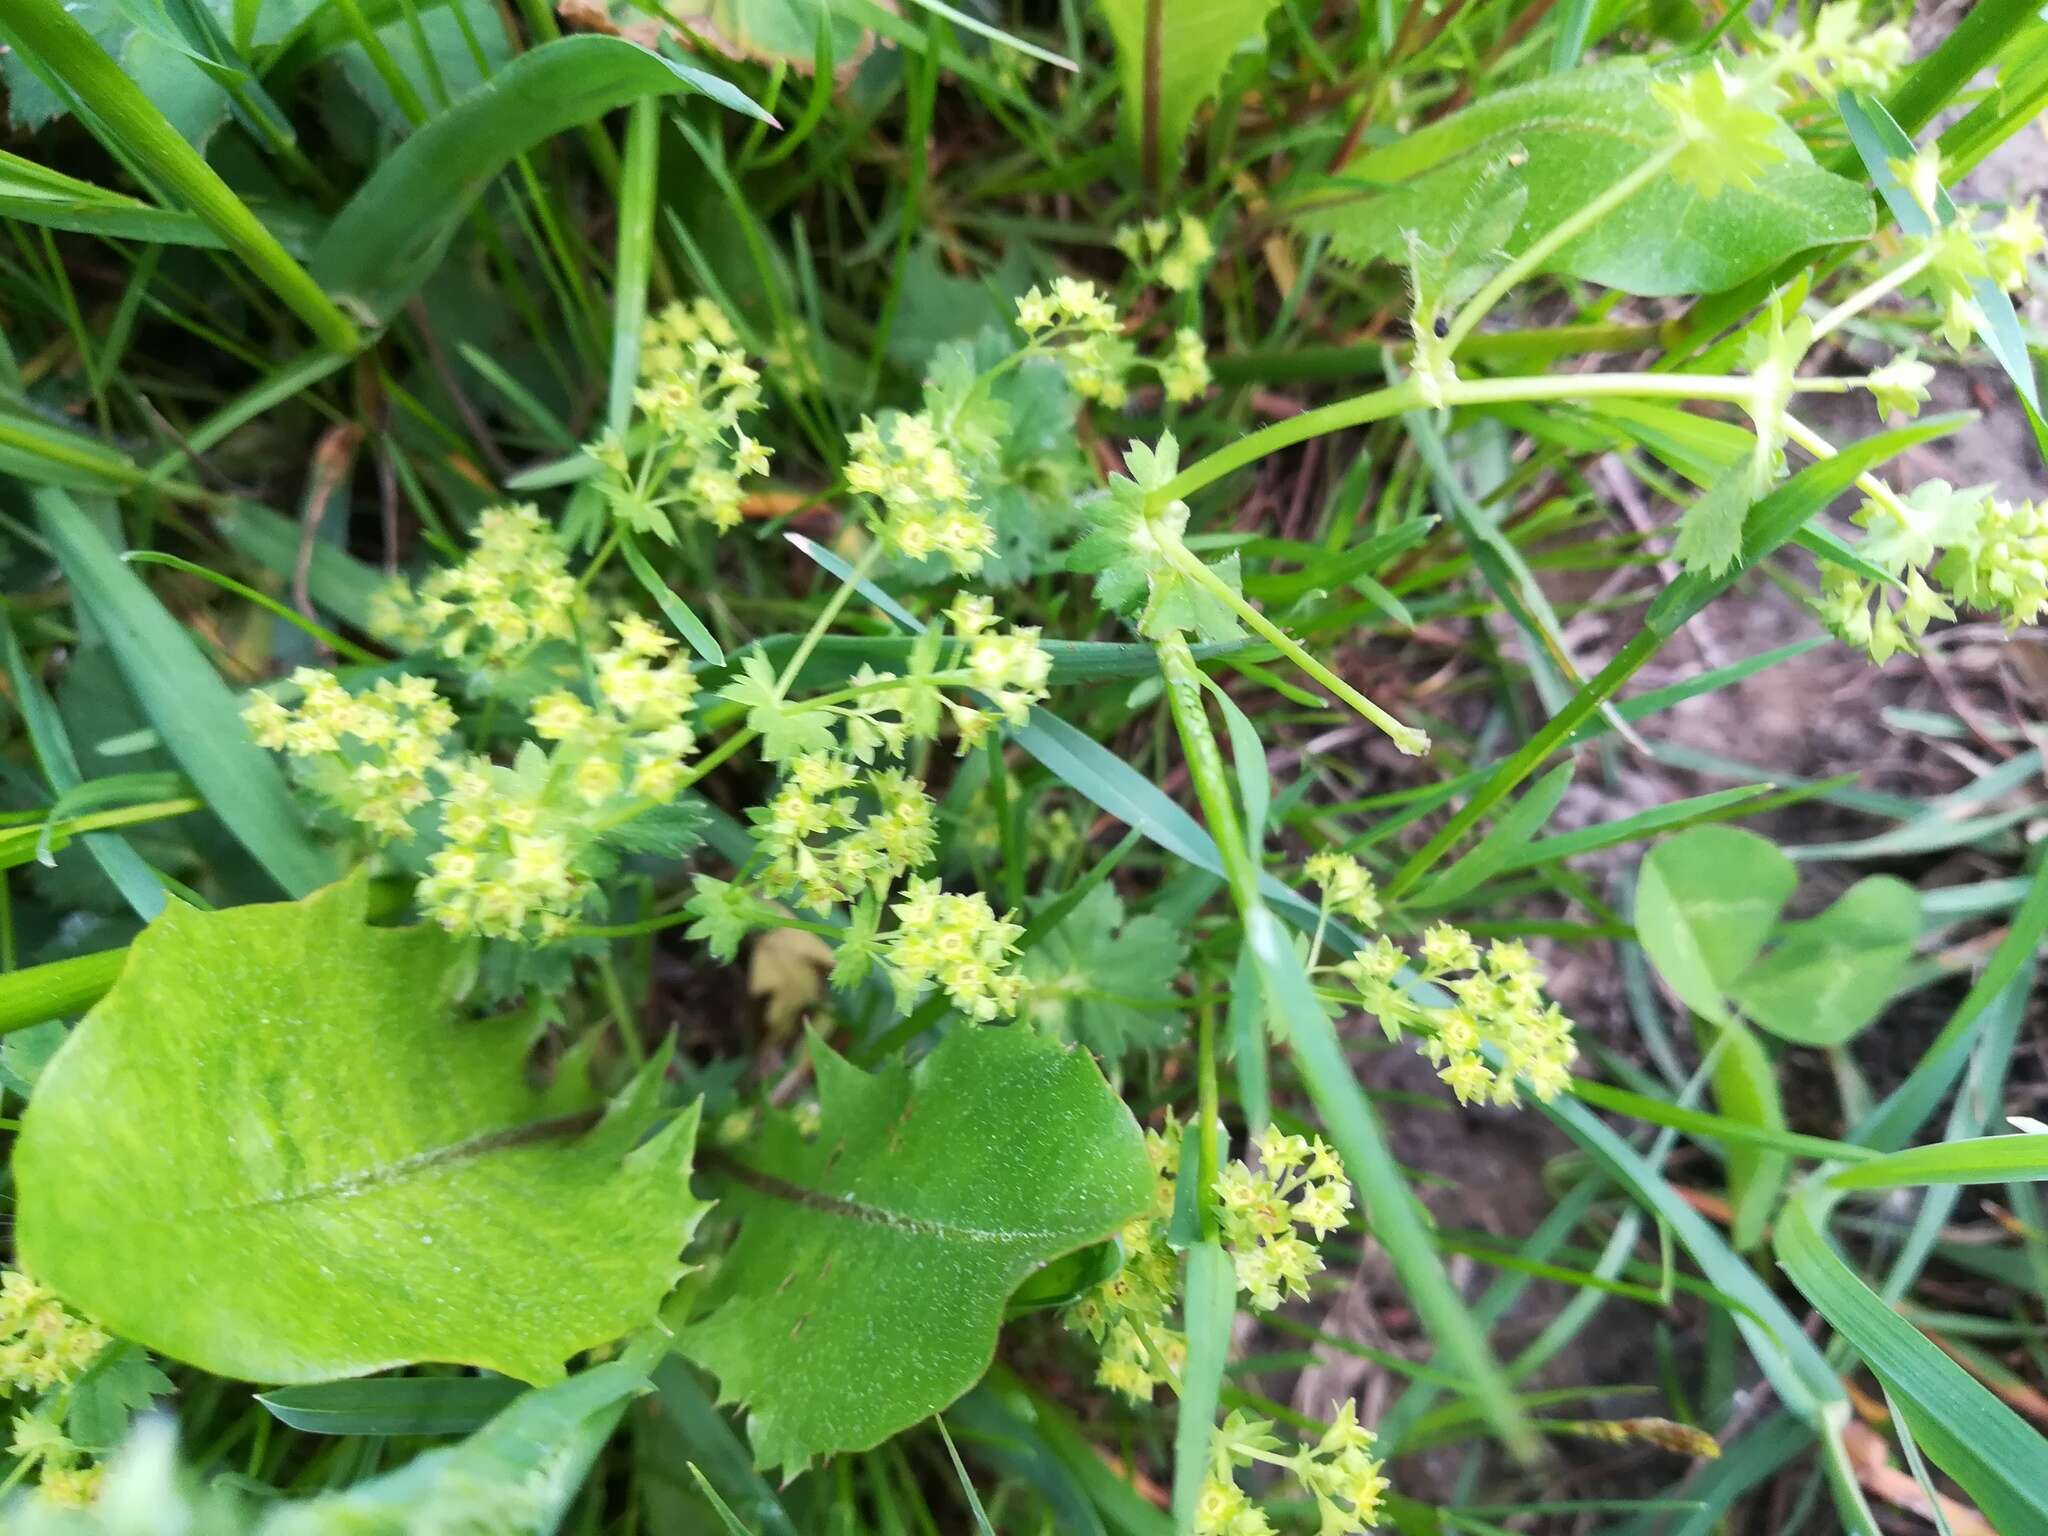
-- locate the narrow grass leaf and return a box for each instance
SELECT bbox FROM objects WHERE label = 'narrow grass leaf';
[37,489,333,897]
[256,1376,525,1436]
[1,620,167,920]
[1829,1135,2048,1192]
[1171,1241,1235,1531]
[1778,1186,2048,1534]
[1412,761,1572,908]
[653,1358,800,1536]
[608,96,660,436]
[622,533,724,665]
[0,148,220,244]
[1534,1091,1843,1423]
[311,37,766,321]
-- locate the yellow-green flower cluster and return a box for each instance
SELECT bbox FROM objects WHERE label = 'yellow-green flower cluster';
[1015,278,1213,407]
[0,1272,106,1398]
[593,298,769,537]
[1761,1,1910,95]
[1984,201,2047,291]
[882,877,1025,1021]
[1214,1126,1353,1311]
[10,1410,101,1509]
[1015,277,1140,408]
[1160,328,1213,404]
[1297,1405,1392,1536]
[369,503,581,672]
[754,754,938,913]
[1015,275,1121,337]
[845,411,994,575]
[417,754,588,943]
[529,615,702,804]
[1305,851,1382,928]
[244,671,456,842]
[954,592,1054,729]
[1194,1403,1389,1536]
[1339,927,1577,1106]
[1884,165,2045,347]
[1824,480,2048,660]
[0,1273,110,1509]
[1113,214,1216,293]
[1065,1121,1185,1402]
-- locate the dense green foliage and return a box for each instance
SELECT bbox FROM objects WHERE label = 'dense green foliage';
[1,0,2046,1532]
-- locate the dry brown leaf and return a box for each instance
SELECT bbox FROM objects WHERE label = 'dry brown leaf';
[1842,1420,1996,1536]
[748,925,834,1035]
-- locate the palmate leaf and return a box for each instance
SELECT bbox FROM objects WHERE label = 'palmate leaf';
[14,877,707,1386]
[1297,58,1871,297]
[1021,884,1187,1056]
[682,1026,1152,1471]
[1069,434,1244,644]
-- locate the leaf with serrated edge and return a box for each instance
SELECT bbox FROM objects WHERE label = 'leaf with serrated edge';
[681,1027,1151,1471]
[14,877,707,1385]
[1021,885,1187,1057]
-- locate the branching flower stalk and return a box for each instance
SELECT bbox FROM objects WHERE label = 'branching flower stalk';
[1155,629,1541,1464]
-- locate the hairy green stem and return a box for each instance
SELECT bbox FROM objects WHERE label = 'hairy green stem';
[1157,369,1780,509]
[1443,141,1686,354]
[1157,631,1538,1460]
[1170,549,1427,754]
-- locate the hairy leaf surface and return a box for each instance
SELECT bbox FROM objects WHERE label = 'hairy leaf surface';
[1297,59,1871,296]
[15,878,707,1385]
[682,1027,1151,1471]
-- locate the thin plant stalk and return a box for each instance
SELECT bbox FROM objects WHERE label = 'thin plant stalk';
[2,0,360,353]
[1156,629,1539,1463]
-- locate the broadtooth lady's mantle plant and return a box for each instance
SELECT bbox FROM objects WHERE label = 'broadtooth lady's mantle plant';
[2,0,2048,1530]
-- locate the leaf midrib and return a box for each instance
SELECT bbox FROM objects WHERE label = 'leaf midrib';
[709,1150,1066,1245]
[167,1108,603,1223]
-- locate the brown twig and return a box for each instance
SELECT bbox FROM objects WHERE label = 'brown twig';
[296,423,364,631]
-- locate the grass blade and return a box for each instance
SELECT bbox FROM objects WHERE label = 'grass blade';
[1829,1135,2048,1192]
[1171,1242,1235,1531]
[310,36,766,322]
[621,533,724,666]
[0,621,167,920]
[0,0,357,351]
[37,489,334,897]
[607,96,659,436]
[1779,1184,2048,1534]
